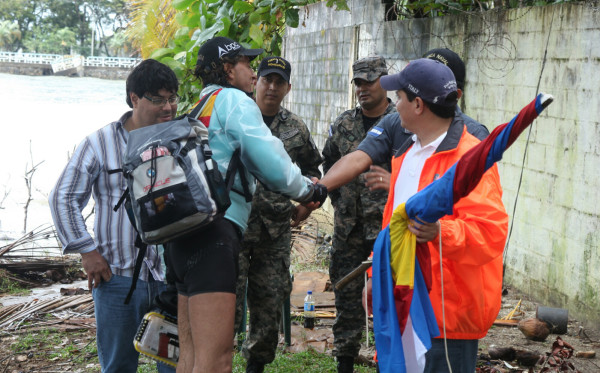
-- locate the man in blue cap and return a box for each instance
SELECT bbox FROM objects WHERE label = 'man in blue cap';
[376,58,506,373]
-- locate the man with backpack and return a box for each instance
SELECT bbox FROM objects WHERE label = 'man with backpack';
[165,37,327,373]
[234,56,323,373]
[49,59,177,373]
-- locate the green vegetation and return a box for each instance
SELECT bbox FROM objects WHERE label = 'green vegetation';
[0,0,130,56]
[248,350,376,372]
[4,325,377,372]
[10,331,40,352]
[6,329,99,368]
[0,20,21,49]
[144,0,349,113]
[1,0,578,87]
[0,269,31,295]
[387,0,579,19]
[136,351,376,373]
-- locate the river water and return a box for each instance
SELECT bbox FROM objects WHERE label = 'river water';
[0,73,128,237]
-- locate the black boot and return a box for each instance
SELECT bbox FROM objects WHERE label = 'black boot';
[246,358,265,373]
[337,356,354,373]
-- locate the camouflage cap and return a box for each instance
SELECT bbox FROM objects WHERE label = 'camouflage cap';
[352,55,388,83]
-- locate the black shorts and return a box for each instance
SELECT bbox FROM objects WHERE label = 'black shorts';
[164,218,242,297]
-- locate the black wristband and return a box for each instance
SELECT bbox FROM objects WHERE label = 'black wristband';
[311,183,328,206]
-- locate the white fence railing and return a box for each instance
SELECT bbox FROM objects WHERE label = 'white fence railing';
[0,52,60,64]
[85,56,140,68]
[0,52,140,68]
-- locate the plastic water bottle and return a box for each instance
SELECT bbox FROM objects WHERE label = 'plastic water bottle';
[303,290,315,329]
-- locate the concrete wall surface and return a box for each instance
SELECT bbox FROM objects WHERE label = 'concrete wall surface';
[283,0,600,326]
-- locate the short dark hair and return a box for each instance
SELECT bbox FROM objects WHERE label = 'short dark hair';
[126,59,179,108]
[402,88,456,119]
[193,55,245,87]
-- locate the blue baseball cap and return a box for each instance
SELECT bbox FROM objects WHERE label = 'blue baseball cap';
[380,58,458,107]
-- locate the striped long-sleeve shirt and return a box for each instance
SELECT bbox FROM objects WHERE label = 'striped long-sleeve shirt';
[49,111,164,282]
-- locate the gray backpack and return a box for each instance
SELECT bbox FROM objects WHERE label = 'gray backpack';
[112,91,251,304]
[121,115,230,243]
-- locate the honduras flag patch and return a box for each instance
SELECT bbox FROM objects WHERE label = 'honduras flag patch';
[368,126,383,137]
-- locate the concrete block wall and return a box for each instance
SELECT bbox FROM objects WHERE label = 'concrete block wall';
[283,0,600,326]
[283,7,356,150]
[465,3,600,323]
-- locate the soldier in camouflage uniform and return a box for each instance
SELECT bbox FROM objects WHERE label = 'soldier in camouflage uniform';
[235,56,323,373]
[322,56,396,373]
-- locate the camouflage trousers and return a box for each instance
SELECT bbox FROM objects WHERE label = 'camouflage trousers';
[234,226,293,364]
[329,224,374,358]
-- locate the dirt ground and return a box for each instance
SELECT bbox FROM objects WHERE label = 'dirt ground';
[1,213,598,372]
[1,274,600,372]
[477,287,600,372]
[287,273,600,372]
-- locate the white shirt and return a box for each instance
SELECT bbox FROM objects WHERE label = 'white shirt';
[393,132,447,210]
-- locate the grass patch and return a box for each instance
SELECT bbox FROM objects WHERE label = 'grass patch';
[233,350,376,372]
[10,332,39,352]
[8,329,99,365]
[0,269,31,295]
[127,350,376,372]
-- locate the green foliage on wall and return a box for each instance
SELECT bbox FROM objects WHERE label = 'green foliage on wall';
[149,0,349,113]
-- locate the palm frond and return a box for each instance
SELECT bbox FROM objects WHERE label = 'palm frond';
[125,0,179,58]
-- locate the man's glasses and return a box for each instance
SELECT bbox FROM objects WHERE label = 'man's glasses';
[143,95,180,106]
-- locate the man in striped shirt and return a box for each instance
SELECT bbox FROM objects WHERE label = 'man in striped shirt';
[49,59,178,373]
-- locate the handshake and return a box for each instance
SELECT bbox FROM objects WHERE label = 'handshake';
[291,165,392,227]
[292,177,328,227]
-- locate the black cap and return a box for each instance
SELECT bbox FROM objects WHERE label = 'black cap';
[257,56,291,82]
[423,48,465,90]
[197,36,263,72]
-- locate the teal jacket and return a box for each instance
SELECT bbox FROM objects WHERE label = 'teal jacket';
[201,85,313,232]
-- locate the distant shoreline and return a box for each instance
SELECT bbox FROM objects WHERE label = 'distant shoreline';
[0,61,131,80]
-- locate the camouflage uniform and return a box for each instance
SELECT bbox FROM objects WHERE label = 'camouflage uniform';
[235,107,322,364]
[323,100,396,359]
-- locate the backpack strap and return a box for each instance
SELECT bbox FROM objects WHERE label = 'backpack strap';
[124,234,148,305]
[226,148,253,203]
[117,191,150,305]
[107,167,149,305]
[113,188,129,212]
[190,89,252,203]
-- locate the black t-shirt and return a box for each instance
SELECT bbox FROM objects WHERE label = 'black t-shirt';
[262,114,276,127]
[362,115,379,133]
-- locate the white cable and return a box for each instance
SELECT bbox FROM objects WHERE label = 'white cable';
[439,223,453,373]
[365,270,369,348]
